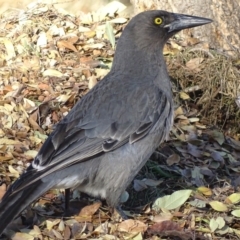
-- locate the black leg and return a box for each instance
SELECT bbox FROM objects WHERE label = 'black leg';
[65,188,70,212]
[115,205,128,220]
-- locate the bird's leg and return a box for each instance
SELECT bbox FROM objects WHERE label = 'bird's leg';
[115,205,128,220]
[64,188,70,213]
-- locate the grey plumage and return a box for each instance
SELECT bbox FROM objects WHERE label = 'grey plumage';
[0,10,212,235]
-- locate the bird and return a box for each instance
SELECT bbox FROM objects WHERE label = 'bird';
[0,10,212,235]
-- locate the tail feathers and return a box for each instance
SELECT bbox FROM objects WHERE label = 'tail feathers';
[0,179,54,236]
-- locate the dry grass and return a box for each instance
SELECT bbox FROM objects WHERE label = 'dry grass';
[166,48,240,136]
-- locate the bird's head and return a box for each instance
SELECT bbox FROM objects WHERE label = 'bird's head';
[111,10,212,74]
[117,10,212,52]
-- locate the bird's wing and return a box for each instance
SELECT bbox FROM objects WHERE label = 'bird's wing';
[8,75,172,194]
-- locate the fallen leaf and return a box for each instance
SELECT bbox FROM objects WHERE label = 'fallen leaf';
[37,32,47,47]
[0,184,6,200]
[57,40,78,52]
[142,178,163,187]
[133,179,147,192]
[209,201,228,212]
[88,76,98,89]
[189,199,206,208]
[231,210,240,217]
[216,217,225,229]
[148,221,182,234]
[152,189,192,211]
[12,232,34,240]
[166,153,180,166]
[8,165,20,178]
[187,143,202,158]
[152,213,173,223]
[197,186,212,196]
[46,219,61,231]
[43,69,63,78]
[78,202,101,217]
[211,151,224,163]
[117,219,147,233]
[109,18,127,24]
[186,57,204,70]
[105,21,115,48]
[208,130,225,145]
[226,193,240,204]
[209,218,218,232]
[24,150,38,159]
[179,91,190,100]
[1,38,16,59]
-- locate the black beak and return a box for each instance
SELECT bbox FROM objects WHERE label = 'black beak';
[165,13,213,32]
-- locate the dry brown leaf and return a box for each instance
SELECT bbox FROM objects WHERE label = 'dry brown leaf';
[186,57,204,70]
[166,154,181,166]
[22,57,41,71]
[0,155,13,161]
[64,225,71,239]
[28,117,42,131]
[52,229,63,239]
[152,213,173,223]
[57,40,78,52]
[117,219,147,233]
[148,221,182,233]
[0,138,20,145]
[187,37,200,45]
[38,83,50,91]
[0,183,6,200]
[78,202,101,217]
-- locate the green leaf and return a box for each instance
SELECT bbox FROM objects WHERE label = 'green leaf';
[216,226,231,235]
[209,201,228,212]
[132,232,143,240]
[227,193,240,204]
[105,22,115,48]
[231,209,240,217]
[216,216,225,229]
[152,189,192,210]
[209,218,218,232]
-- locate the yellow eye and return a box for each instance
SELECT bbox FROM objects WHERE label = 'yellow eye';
[154,17,163,25]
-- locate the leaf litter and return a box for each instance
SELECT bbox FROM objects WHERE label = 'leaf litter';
[0,1,239,240]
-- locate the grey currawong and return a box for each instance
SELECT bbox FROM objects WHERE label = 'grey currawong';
[0,10,212,235]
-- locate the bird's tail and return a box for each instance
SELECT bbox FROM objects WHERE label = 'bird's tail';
[0,178,54,236]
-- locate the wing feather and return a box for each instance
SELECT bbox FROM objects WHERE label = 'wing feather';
[11,76,172,194]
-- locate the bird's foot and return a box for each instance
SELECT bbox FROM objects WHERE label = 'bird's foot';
[115,205,128,220]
